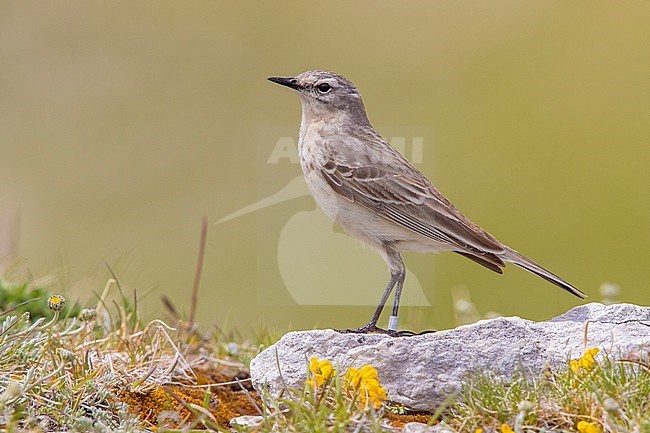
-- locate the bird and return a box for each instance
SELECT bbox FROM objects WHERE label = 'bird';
[268,70,586,334]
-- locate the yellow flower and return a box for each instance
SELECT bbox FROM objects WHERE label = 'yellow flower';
[307,357,334,389]
[577,420,600,433]
[475,429,483,433]
[501,424,514,433]
[345,365,387,409]
[47,294,66,312]
[570,348,600,374]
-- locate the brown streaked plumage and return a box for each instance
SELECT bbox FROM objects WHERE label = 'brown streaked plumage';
[268,70,586,334]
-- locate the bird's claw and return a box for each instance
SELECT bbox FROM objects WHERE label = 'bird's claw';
[335,325,436,337]
[335,324,390,335]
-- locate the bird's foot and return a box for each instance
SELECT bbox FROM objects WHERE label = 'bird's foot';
[335,325,436,337]
[391,329,437,337]
[335,324,390,335]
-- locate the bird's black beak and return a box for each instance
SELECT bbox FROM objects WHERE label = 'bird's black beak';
[268,76,302,91]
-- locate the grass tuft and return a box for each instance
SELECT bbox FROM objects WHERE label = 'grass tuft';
[447,348,650,432]
[0,277,263,432]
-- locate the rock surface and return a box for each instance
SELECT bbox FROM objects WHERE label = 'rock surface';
[401,422,456,433]
[250,303,649,411]
[229,415,264,429]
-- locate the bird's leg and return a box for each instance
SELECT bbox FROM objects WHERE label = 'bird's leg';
[337,247,406,335]
[384,248,405,332]
[388,272,406,331]
[336,272,400,334]
[366,272,401,331]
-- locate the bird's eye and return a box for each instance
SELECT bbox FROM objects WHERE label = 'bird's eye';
[317,82,331,93]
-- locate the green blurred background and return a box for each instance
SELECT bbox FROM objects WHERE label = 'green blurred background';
[0,1,648,334]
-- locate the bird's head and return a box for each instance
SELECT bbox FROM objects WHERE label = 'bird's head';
[268,70,368,123]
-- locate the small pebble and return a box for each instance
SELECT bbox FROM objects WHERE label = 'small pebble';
[230,415,264,428]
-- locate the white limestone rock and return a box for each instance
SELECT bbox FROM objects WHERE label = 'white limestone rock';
[229,415,264,429]
[401,422,456,432]
[250,303,649,411]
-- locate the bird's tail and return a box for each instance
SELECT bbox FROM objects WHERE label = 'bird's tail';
[502,247,587,299]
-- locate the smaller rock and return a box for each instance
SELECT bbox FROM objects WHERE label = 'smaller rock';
[402,421,456,433]
[401,422,434,433]
[230,415,264,429]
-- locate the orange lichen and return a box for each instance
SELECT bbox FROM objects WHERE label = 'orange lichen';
[384,412,433,428]
[118,366,262,429]
[120,385,177,427]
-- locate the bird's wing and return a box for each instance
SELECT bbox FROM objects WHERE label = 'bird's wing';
[321,157,506,254]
